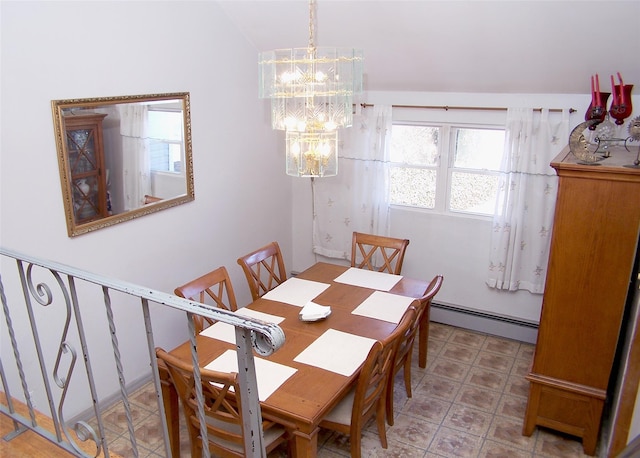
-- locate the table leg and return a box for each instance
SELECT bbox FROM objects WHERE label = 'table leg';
[291,427,319,458]
[158,360,180,458]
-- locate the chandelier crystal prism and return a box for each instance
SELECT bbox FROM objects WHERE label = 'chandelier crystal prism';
[258,0,363,178]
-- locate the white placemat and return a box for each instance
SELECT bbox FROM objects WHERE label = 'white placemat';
[204,349,297,401]
[351,290,415,323]
[235,307,285,324]
[333,267,402,291]
[293,329,376,376]
[200,308,284,344]
[261,277,331,307]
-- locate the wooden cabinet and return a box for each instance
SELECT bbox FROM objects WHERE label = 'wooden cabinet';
[523,145,640,455]
[63,113,109,224]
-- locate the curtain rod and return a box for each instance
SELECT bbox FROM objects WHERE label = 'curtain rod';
[360,103,576,113]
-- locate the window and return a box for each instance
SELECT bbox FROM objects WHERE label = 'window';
[390,123,505,216]
[148,110,184,173]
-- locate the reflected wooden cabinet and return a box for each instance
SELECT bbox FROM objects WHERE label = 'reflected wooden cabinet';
[63,113,109,224]
[523,145,640,455]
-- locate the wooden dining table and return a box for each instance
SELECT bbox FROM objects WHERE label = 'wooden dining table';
[163,262,431,458]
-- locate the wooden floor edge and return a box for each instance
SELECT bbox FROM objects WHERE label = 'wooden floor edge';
[1,391,125,458]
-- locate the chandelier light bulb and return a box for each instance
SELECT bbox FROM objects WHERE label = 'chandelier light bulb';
[324,120,337,131]
[320,142,330,157]
[292,141,301,155]
[284,117,297,130]
[280,72,293,84]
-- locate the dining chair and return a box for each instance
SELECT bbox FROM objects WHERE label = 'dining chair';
[156,348,290,458]
[319,306,417,458]
[351,231,410,275]
[385,274,443,425]
[159,266,242,456]
[174,266,239,334]
[236,241,287,301]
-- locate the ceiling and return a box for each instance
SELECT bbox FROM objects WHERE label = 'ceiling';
[216,0,640,95]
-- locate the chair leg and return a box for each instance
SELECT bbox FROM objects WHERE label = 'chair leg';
[403,351,413,398]
[418,306,431,368]
[385,370,396,426]
[377,398,388,449]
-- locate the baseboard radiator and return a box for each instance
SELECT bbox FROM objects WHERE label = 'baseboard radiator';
[430,302,539,344]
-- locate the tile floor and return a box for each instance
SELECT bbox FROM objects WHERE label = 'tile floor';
[95,322,597,457]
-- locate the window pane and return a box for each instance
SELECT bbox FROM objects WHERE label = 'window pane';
[390,125,439,165]
[148,111,183,141]
[150,140,183,173]
[168,144,182,172]
[450,171,499,214]
[454,128,504,170]
[150,140,170,171]
[390,167,436,208]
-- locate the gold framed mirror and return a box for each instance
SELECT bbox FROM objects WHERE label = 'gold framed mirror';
[52,92,194,237]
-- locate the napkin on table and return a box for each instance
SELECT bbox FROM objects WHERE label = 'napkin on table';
[299,301,331,321]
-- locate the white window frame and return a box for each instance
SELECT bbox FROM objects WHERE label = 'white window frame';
[390,121,505,219]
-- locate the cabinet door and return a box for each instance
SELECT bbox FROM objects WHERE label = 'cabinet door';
[64,117,107,223]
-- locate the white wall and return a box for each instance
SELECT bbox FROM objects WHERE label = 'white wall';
[291,90,640,326]
[0,1,292,416]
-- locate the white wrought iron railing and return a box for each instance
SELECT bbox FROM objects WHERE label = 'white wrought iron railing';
[0,247,286,458]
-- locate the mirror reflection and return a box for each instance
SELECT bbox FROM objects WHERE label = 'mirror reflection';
[52,92,194,237]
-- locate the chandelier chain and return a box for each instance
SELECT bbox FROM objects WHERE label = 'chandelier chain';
[308,0,316,52]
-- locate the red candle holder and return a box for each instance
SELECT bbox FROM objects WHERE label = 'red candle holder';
[585,92,611,130]
[610,84,634,125]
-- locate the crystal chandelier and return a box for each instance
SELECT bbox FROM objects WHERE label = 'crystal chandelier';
[258,0,363,177]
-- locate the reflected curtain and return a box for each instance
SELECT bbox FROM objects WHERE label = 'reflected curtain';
[487,108,570,293]
[312,105,392,260]
[118,104,151,211]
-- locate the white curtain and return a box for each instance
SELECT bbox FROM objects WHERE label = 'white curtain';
[312,105,393,260]
[487,108,570,293]
[118,104,151,211]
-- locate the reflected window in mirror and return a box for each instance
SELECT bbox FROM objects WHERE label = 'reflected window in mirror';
[52,92,194,237]
[149,109,184,173]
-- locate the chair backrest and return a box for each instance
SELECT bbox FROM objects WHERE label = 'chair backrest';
[236,241,287,301]
[174,266,239,333]
[352,306,417,432]
[415,274,443,324]
[421,275,444,309]
[391,299,424,376]
[156,348,287,458]
[351,232,410,275]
